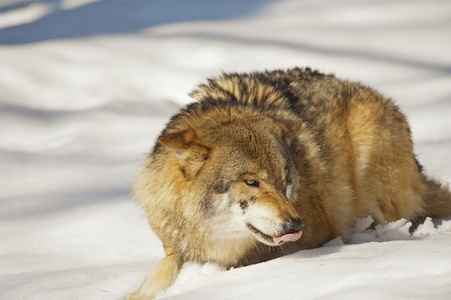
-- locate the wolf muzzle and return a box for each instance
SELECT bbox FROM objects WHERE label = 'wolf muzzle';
[273,218,304,245]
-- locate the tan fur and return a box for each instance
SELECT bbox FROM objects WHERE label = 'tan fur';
[129,68,451,299]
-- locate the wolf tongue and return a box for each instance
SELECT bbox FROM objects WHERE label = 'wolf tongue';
[273,230,303,245]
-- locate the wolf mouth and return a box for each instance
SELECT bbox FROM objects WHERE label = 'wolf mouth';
[246,223,303,246]
[246,223,275,244]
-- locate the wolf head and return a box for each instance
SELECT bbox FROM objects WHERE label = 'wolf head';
[158,107,304,247]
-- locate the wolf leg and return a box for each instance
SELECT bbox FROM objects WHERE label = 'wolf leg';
[129,246,184,300]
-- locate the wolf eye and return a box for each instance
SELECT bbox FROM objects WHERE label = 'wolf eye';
[244,179,260,188]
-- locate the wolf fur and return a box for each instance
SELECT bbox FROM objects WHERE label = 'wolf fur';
[129,68,451,299]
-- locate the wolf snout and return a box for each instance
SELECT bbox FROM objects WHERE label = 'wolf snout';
[283,218,304,234]
[272,218,304,245]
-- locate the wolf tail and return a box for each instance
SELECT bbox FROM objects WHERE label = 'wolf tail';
[422,175,451,218]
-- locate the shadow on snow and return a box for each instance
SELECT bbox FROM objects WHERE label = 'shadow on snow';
[0,0,272,44]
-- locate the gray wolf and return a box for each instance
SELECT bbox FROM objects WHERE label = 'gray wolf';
[129,68,451,299]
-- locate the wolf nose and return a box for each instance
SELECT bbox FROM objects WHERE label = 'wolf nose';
[284,218,304,234]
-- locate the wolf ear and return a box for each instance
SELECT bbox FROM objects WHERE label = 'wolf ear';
[158,129,209,177]
[277,120,302,144]
[158,129,198,151]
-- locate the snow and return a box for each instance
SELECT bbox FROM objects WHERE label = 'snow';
[0,0,450,299]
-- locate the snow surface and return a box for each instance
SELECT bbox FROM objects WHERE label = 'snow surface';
[1,0,450,299]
